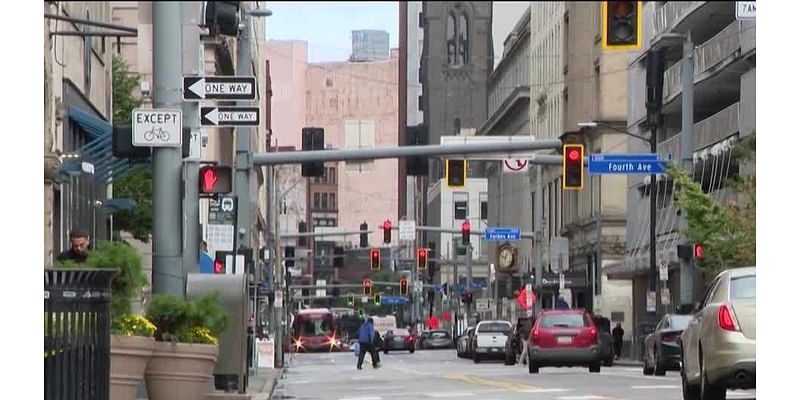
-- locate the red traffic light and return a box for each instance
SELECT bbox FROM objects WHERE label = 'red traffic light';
[461,220,471,244]
[417,248,428,270]
[567,149,581,161]
[370,249,381,270]
[382,219,392,244]
[363,278,373,295]
[613,1,634,17]
[694,243,704,260]
[214,259,224,274]
[562,144,584,190]
[400,278,409,295]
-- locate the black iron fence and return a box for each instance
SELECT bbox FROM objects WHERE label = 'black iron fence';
[45,268,118,400]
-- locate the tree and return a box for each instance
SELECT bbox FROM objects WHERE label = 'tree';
[111,55,152,241]
[668,135,755,276]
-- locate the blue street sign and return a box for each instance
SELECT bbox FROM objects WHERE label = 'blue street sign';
[588,153,669,175]
[381,295,408,305]
[484,227,522,241]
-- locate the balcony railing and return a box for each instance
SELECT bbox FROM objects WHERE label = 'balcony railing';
[651,1,705,40]
[664,21,743,101]
[657,101,740,159]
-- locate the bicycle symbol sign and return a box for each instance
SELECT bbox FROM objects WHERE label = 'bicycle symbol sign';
[133,109,183,147]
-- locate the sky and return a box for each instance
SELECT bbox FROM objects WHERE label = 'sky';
[264,2,400,63]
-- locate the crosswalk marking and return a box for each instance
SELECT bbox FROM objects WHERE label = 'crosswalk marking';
[557,396,615,400]
[338,397,381,400]
[631,385,681,389]
[427,392,476,397]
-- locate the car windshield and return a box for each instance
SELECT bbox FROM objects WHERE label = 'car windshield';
[431,331,450,339]
[392,329,410,336]
[539,313,587,328]
[296,316,334,336]
[730,275,756,300]
[670,315,694,330]
[477,323,512,333]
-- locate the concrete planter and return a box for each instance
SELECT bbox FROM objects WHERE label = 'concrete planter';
[110,335,156,400]
[145,341,219,400]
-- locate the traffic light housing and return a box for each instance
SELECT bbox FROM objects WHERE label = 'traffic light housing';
[562,144,584,190]
[445,159,467,188]
[359,222,369,248]
[602,1,641,50]
[405,125,429,176]
[363,278,373,296]
[199,165,233,194]
[461,220,471,245]
[214,258,225,274]
[369,249,381,270]
[301,127,325,177]
[382,219,392,244]
[400,278,409,296]
[374,294,381,306]
[204,1,241,37]
[284,246,295,269]
[333,247,344,268]
[417,248,428,270]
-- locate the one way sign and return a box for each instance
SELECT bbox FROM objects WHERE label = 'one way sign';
[183,76,256,100]
[201,107,260,127]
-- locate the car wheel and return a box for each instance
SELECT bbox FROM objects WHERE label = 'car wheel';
[654,349,666,376]
[682,367,701,400]
[700,362,726,400]
[643,354,655,375]
[589,363,601,373]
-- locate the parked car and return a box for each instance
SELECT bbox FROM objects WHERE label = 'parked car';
[592,315,615,366]
[681,267,756,400]
[419,330,453,349]
[527,309,602,374]
[383,328,415,353]
[642,313,694,375]
[472,320,513,363]
[456,327,475,358]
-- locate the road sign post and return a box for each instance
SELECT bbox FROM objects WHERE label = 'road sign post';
[484,227,521,241]
[201,107,261,127]
[183,75,257,100]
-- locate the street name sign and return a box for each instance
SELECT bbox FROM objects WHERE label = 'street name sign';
[201,107,261,127]
[183,76,256,100]
[132,109,182,147]
[588,153,668,175]
[736,2,755,20]
[484,227,521,241]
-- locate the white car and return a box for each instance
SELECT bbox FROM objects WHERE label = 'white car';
[472,320,513,363]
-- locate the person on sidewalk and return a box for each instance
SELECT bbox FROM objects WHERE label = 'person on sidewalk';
[356,318,380,370]
[57,229,91,263]
[612,323,625,360]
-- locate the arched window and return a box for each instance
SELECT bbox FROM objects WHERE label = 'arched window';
[446,13,457,65]
[458,14,469,64]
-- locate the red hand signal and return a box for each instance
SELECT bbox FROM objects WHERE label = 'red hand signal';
[201,168,219,192]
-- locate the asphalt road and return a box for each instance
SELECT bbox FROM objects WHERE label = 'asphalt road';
[271,349,756,400]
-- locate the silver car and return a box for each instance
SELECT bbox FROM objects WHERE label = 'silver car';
[681,267,756,400]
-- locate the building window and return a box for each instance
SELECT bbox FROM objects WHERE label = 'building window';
[454,118,461,135]
[314,193,321,210]
[321,193,329,210]
[418,95,424,111]
[446,11,470,66]
[330,193,337,210]
[458,14,469,64]
[327,167,336,184]
[480,199,488,220]
[446,13,457,64]
[418,12,424,28]
[454,192,469,220]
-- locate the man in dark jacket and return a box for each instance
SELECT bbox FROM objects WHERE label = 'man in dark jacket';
[57,229,91,263]
[356,318,380,370]
[612,323,625,360]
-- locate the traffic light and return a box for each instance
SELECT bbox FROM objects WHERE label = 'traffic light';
[284,246,295,269]
[445,159,467,188]
[461,220,471,245]
[363,278,373,296]
[369,249,381,270]
[298,221,308,247]
[359,222,369,248]
[405,125,429,176]
[602,1,641,50]
[400,278,409,296]
[694,243,704,260]
[204,1,241,37]
[562,144,584,190]
[214,258,225,274]
[417,248,428,270]
[333,246,344,268]
[347,296,354,306]
[301,127,325,177]
[382,219,392,244]
[374,294,381,306]
[199,165,233,194]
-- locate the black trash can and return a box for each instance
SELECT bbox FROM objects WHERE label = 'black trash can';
[45,268,118,400]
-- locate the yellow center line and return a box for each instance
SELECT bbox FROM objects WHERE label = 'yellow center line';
[442,373,543,392]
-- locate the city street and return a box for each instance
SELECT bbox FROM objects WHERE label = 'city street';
[272,350,756,400]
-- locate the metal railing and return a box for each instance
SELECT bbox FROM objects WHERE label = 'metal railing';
[651,1,705,40]
[45,268,118,400]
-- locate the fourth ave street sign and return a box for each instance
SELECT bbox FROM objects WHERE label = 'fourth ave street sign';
[201,107,261,127]
[183,76,256,100]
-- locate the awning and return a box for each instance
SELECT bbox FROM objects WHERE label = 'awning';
[68,106,112,140]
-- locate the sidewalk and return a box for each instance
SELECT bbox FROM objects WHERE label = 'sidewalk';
[135,368,284,400]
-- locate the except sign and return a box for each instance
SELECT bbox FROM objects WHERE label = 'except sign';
[183,76,256,100]
[132,109,182,147]
[484,227,521,241]
[201,107,261,127]
[588,153,668,175]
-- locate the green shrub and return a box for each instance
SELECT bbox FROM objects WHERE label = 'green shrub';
[145,292,229,345]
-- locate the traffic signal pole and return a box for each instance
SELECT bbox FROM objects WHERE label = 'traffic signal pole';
[235,3,254,254]
[679,33,695,307]
[181,2,201,282]
[151,1,185,296]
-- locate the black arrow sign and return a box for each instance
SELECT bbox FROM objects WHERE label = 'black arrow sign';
[201,107,261,127]
[183,76,256,100]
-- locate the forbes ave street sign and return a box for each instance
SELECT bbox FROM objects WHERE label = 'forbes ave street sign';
[183,76,256,100]
[588,153,669,175]
[201,107,260,127]
[484,227,521,241]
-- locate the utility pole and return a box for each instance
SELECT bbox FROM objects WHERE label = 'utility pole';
[533,164,543,315]
[152,1,185,296]
[466,242,472,324]
[181,1,201,281]
[679,33,695,307]
[235,2,254,254]
[646,48,665,314]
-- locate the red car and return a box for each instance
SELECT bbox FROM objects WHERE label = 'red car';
[527,309,602,374]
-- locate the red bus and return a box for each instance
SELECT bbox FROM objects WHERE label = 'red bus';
[289,308,343,353]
